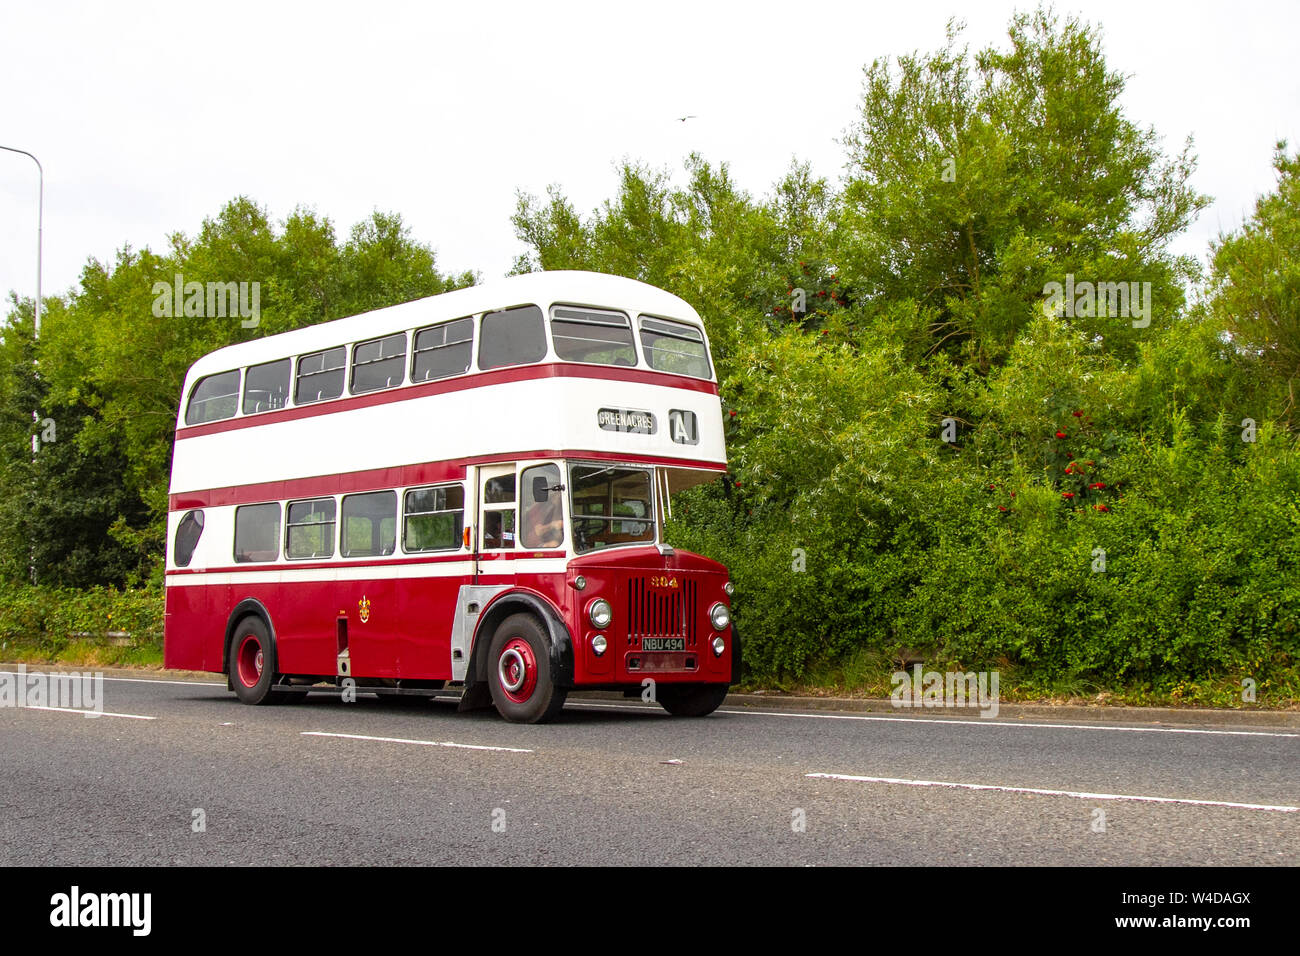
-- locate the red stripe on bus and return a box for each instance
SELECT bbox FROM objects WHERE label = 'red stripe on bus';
[175,363,719,440]
[168,451,726,510]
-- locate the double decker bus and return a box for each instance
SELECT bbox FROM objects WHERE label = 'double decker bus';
[163,270,738,722]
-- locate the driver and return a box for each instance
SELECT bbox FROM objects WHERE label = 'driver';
[525,494,563,549]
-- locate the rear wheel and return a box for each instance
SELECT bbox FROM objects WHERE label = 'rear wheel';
[227,616,292,705]
[487,614,566,723]
[657,683,729,717]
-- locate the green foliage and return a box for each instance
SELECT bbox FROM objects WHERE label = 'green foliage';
[838,11,1206,370]
[1210,143,1300,422]
[0,584,163,652]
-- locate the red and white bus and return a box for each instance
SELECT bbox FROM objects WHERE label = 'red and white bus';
[163,270,738,722]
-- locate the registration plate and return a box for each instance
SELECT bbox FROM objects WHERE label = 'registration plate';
[643,638,685,652]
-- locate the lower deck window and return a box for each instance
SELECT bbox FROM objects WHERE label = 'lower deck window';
[404,485,464,552]
[287,498,336,559]
[342,491,397,557]
[234,503,281,562]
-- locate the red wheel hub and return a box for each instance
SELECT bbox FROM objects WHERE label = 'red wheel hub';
[497,638,538,704]
[237,634,264,688]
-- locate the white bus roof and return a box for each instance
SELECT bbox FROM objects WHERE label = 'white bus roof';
[182,270,709,387]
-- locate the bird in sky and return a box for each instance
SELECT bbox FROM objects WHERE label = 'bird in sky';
[676,115,698,123]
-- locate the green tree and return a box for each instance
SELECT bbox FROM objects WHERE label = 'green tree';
[1210,143,1300,424]
[837,10,1208,370]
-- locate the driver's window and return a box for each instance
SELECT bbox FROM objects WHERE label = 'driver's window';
[520,464,563,549]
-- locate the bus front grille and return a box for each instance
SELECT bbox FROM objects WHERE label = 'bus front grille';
[626,576,699,648]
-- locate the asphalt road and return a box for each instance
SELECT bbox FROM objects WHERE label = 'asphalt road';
[2,670,1297,865]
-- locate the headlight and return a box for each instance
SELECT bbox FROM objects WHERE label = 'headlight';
[591,634,608,656]
[709,602,731,630]
[723,581,735,597]
[589,598,613,629]
[712,635,726,656]
[573,575,587,591]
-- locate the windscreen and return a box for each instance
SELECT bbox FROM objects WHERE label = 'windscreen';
[569,464,655,554]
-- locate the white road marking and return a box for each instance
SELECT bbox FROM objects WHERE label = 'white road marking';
[302,731,532,753]
[21,705,155,720]
[718,707,1300,738]
[806,772,1300,813]
[0,670,222,688]
[567,699,1300,737]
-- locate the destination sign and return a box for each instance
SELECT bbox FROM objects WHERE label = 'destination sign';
[597,408,657,434]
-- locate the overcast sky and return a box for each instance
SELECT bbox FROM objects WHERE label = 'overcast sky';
[2,0,1298,313]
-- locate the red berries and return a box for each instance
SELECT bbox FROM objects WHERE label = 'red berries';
[1056,431,1068,439]
[1062,491,1075,499]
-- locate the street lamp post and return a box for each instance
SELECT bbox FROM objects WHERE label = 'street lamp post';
[2,144,44,585]
[0,144,43,337]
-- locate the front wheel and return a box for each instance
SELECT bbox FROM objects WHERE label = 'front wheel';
[487,614,566,723]
[657,683,729,717]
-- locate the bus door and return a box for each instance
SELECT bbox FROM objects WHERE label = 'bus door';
[476,465,517,583]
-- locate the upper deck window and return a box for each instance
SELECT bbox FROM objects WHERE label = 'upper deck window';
[243,359,291,415]
[638,316,711,380]
[550,307,637,366]
[479,305,546,370]
[351,333,407,394]
[412,317,473,383]
[296,346,346,405]
[185,370,240,425]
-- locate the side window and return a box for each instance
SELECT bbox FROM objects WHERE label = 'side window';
[403,484,465,552]
[351,333,407,394]
[341,491,397,557]
[520,464,563,549]
[243,358,291,414]
[412,317,473,383]
[481,473,516,550]
[286,498,336,560]
[479,305,546,370]
[234,503,281,563]
[550,307,636,366]
[296,347,346,404]
[638,316,712,379]
[173,510,204,567]
[185,370,240,425]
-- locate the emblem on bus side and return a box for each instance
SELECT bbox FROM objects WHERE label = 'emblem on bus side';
[358,595,371,624]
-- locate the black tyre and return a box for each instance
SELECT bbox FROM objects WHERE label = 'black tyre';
[227,616,291,705]
[487,614,566,723]
[657,683,729,717]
